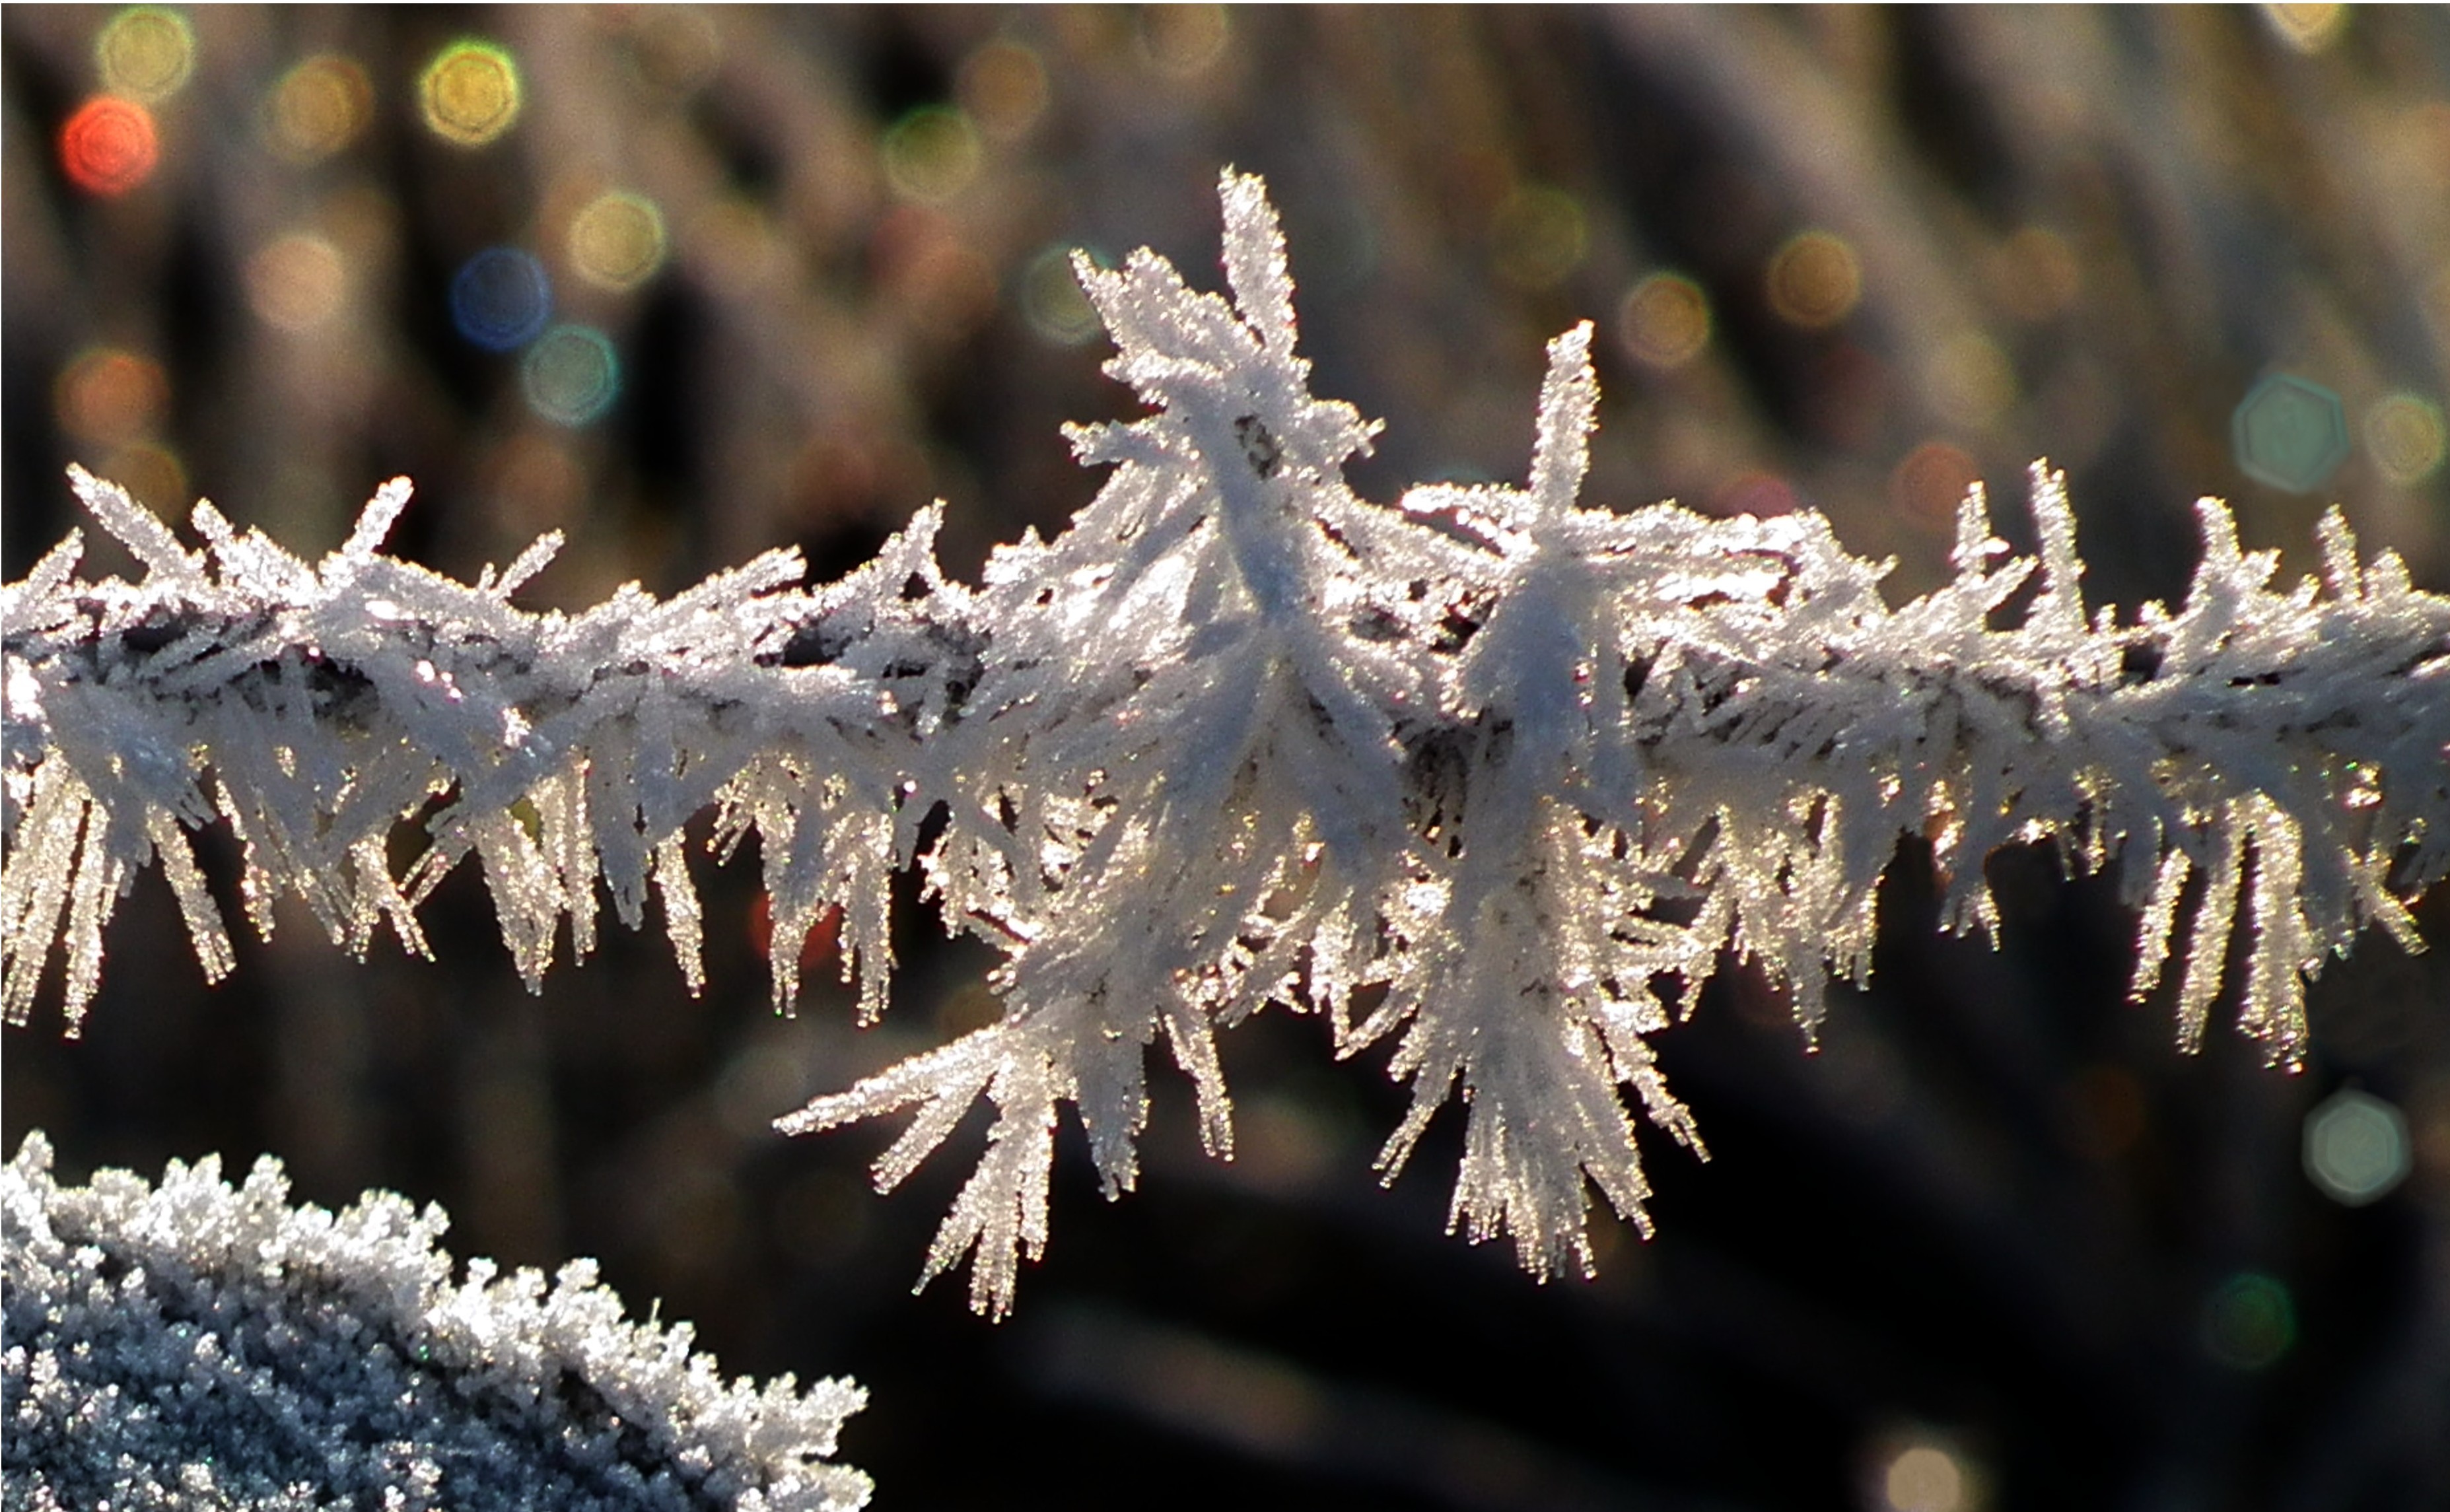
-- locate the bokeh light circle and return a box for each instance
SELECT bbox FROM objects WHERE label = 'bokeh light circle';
[1882,1445,1968,1512]
[95,7,196,103]
[246,233,348,333]
[1137,5,1230,78]
[522,325,622,427]
[1993,225,2080,321]
[420,39,522,147]
[569,191,670,291]
[264,55,373,164]
[55,347,170,445]
[450,248,553,351]
[96,442,188,520]
[1618,272,1712,369]
[1490,186,1587,291]
[2362,392,2447,486]
[958,41,1049,141]
[882,106,982,204]
[2302,1088,2411,1206]
[2200,1272,2295,1371]
[1021,244,1102,346]
[59,96,159,197]
[1768,229,1863,329]
[1889,440,1984,530]
[2231,373,2350,493]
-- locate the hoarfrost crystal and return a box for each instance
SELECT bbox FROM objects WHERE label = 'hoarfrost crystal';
[1,1132,870,1510]
[5,171,2443,1319]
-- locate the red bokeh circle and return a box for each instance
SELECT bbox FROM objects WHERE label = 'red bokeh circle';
[59,96,159,197]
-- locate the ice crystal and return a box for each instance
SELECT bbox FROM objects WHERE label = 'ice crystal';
[1,1131,869,1511]
[4,171,2444,1317]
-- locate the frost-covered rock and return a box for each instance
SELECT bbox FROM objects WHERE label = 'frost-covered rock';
[1,1132,869,1511]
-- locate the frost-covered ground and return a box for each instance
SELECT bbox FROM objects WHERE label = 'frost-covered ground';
[4,1132,868,1511]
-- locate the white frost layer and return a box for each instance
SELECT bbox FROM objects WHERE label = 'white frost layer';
[1,1132,869,1511]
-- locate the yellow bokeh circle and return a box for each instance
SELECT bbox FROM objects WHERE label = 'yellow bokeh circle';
[1767,230,1863,329]
[96,7,195,104]
[2363,392,2447,485]
[265,55,372,164]
[420,40,521,147]
[569,191,670,291]
[1618,272,1712,369]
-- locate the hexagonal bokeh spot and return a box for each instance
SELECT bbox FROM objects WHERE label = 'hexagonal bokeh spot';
[2232,374,2351,493]
[2301,1087,2410,1206]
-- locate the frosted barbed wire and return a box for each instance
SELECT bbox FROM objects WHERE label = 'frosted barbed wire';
[0,470,971,1033]
[4,172,2443,1318]
[1,1130,870,1511]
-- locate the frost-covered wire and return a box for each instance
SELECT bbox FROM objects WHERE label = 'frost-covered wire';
[5,172,2445,1318]
[1,1130,870,1511]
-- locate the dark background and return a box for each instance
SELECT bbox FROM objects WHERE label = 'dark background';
[6,8,2449,1510]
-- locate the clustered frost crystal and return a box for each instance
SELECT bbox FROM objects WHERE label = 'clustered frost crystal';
[1,1132,870,1510]
[5,172,2445,1317]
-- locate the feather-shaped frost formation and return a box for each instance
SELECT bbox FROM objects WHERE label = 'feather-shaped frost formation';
[5,171,2444,1317]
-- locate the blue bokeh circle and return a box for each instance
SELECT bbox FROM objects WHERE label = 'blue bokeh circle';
[450,248,552,352]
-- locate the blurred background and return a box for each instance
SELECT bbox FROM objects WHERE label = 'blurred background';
[6,7,2449,1509]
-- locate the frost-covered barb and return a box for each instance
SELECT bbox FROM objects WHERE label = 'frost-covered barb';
[1,1130,870,1511]
[5,172,2446,1317]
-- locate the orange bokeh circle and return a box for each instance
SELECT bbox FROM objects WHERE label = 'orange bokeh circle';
[60,96,159,197]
